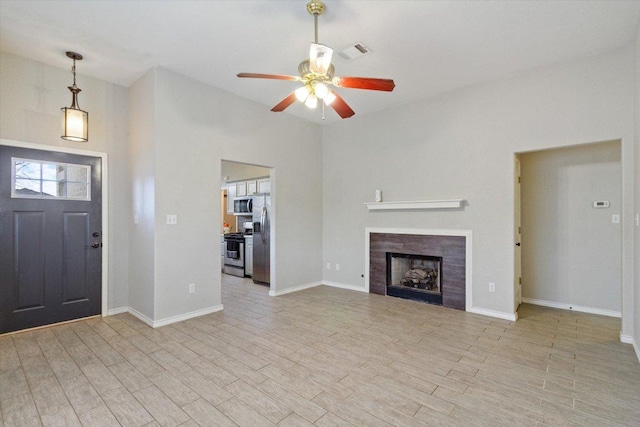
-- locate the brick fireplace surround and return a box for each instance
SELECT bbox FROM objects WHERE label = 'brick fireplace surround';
[366,228,472,311]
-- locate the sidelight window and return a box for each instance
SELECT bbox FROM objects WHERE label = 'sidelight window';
[11,157,91,201]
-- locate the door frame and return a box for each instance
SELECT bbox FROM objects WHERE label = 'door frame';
[1,139,109,317]
[220,159,276,295]
[514,155,522,311]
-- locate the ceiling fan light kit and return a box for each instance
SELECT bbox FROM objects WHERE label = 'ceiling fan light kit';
[237,0,395,119]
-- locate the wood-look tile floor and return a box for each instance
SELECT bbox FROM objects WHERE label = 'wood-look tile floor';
[1,276,639,426]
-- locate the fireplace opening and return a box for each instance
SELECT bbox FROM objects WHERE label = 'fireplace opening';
[386,252,443,305]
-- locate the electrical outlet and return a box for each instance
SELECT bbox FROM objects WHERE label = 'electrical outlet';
[335,264,340,271]
[167,214,178,225]
[189,283,195,294]
[326,262,331,270]
[489,282,496,292]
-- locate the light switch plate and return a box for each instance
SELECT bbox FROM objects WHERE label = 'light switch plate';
[167,214,178,225]
[611,214,620,224]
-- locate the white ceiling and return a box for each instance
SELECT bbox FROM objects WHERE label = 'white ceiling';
[1,0,639,124]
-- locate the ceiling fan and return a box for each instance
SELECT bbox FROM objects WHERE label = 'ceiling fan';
[237,0,395,119]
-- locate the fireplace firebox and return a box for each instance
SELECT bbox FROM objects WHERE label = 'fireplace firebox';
[386,252,443,305]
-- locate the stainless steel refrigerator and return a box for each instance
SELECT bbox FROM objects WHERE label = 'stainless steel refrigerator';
[252,193,270,285]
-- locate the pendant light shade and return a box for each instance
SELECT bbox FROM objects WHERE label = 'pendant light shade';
[61,52,88,142]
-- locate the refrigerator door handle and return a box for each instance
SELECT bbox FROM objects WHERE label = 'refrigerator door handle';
[261,206,267,244]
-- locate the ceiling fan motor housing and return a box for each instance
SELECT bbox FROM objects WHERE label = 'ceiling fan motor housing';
[298,59,334,82]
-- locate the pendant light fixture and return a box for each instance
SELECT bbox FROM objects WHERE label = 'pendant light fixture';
[61,51,88,142]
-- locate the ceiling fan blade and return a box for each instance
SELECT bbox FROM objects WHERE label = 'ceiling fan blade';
[329,92,355,119]
[333,76,395,92]
[237,73,299,81]
[271,92,298,112]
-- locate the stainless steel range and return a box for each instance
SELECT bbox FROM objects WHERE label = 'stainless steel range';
[223,233,245,277]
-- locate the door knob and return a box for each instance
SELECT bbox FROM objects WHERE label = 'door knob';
[91,242,101,249]
[515,242,521,247]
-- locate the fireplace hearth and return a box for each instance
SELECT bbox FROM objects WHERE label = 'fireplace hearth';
[386,252,443,305]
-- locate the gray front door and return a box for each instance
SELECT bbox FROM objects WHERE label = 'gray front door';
[0,145,102,334]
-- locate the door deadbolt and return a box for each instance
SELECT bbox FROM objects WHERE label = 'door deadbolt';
[92,232,100,237]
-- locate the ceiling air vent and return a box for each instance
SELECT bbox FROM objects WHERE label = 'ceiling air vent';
[337,42,370,61]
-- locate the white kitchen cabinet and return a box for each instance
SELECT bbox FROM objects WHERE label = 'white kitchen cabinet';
[245,235,253,277]
[226,183,236,213]
[246,180,257,195]
[257,179,270,194]
[236,181,247,197]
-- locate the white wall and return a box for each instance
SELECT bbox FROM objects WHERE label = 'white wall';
[0,52,324,326]
[0,52,131,311]
[221,161,270,184]
[145,68,323,321]
[323,46,635,325]
[634,18,640,356]
[128,70,156,320]
[520,142,622,314]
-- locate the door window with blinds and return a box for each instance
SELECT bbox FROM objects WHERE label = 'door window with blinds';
[11,157,91,201]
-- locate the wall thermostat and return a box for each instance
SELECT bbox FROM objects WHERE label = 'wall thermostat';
[593,201,610,208]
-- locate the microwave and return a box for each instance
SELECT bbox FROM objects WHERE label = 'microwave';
[233,196,253,215]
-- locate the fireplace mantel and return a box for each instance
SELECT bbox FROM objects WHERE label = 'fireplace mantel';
[365,199,464,211]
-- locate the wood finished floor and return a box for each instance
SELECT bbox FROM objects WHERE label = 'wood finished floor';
[1,276,639,426]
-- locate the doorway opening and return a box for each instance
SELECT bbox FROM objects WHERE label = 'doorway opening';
[220,160,274,304]
[515,140,622,319]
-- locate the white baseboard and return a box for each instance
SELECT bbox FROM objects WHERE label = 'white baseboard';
[467,306,518,321]
[269,281,323,297]
[522,298,621,318]
[106,305,223,328]
[620,334,640,364]
[153,305,223,328]
[620,333,634,344]
[106,307,129,316]
[127,307,155,327]
[323,281,368,293]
